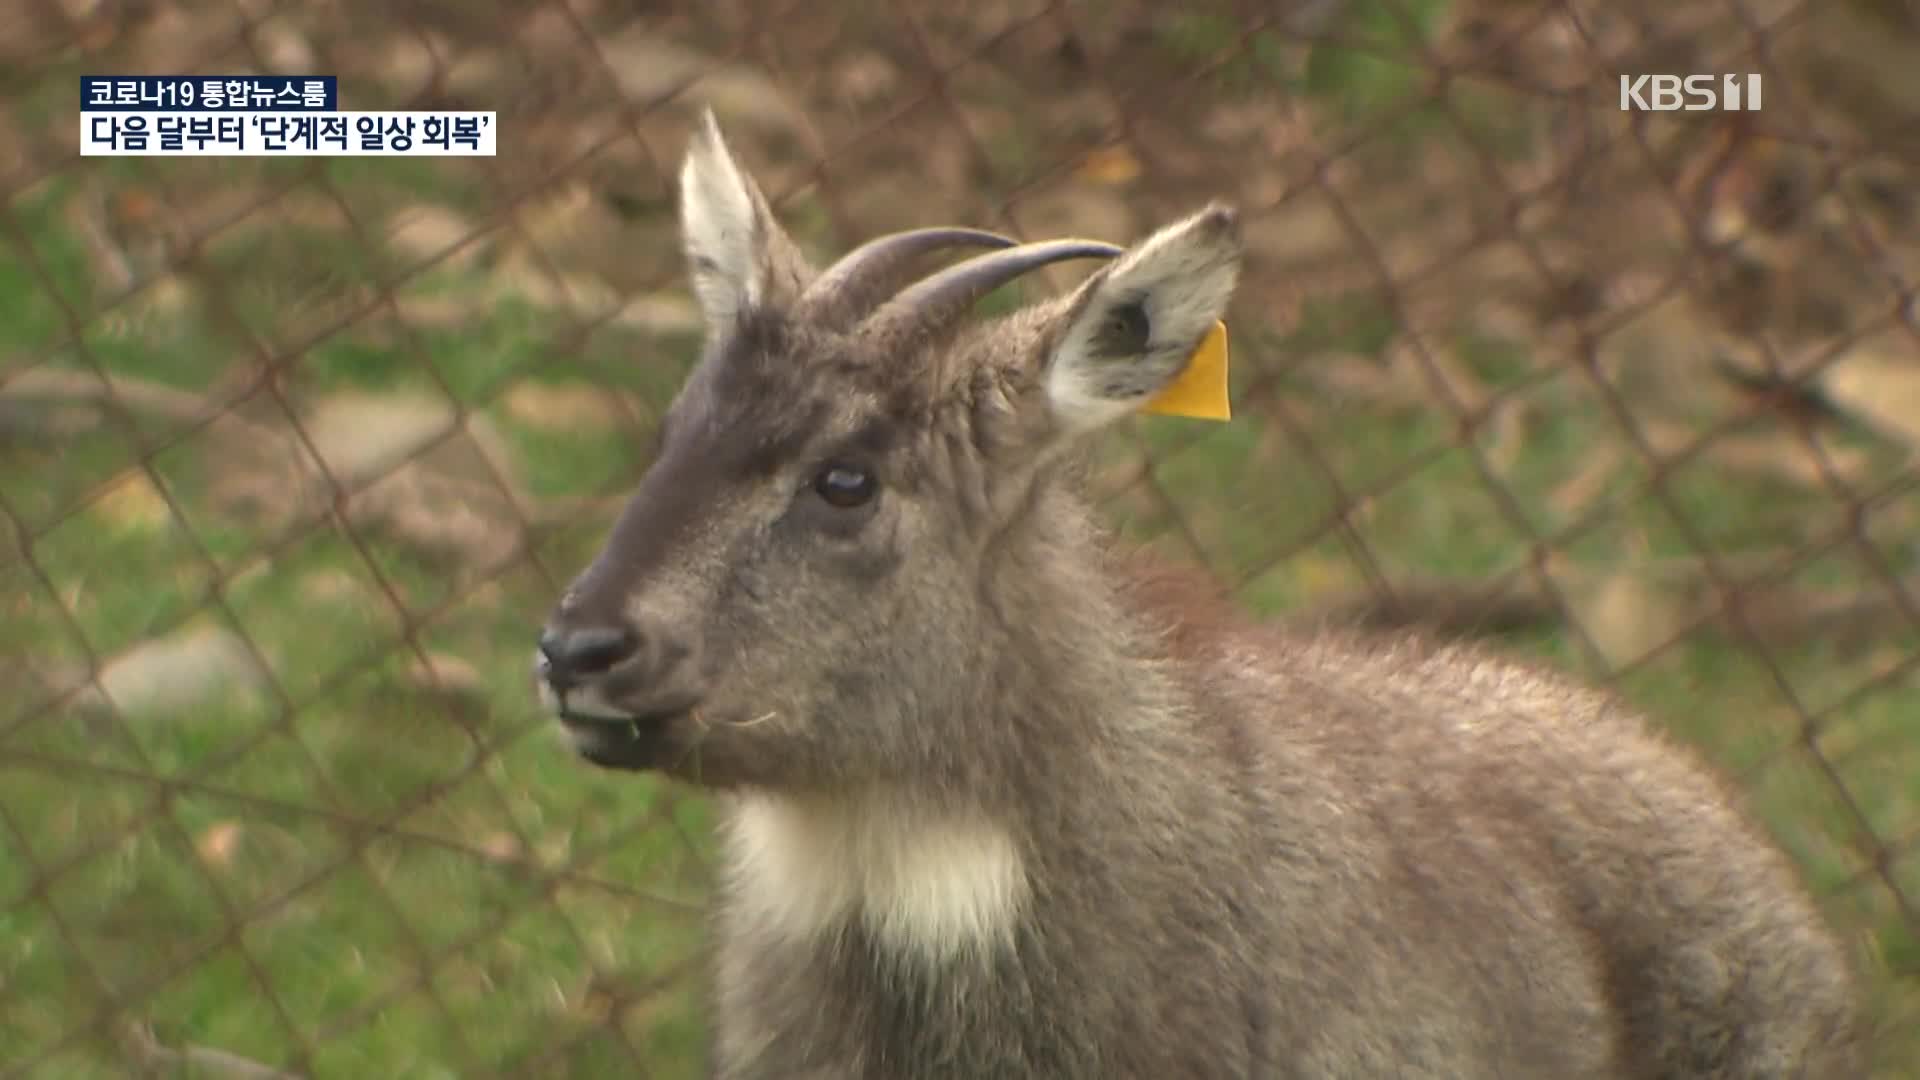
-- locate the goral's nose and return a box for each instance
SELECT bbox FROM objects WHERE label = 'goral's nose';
[537,623,638,691]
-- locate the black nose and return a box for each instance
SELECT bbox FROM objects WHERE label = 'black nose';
[538,623,638,689]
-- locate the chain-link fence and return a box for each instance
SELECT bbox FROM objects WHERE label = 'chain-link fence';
[3,0,1918,1075]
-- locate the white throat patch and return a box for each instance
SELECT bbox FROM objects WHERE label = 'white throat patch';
[722,791,1029,962]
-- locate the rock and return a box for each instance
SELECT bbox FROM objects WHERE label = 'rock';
[296,390,538,572]
[595,30,804,138]
[386,205,488,269]
[1572,572,1689,672]
[302,390,460,488]
[1820,331,1920,452]
[405,651,486,699]
[501,381,633,432]
[82,624,267,716]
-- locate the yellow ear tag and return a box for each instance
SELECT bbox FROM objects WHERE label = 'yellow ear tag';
[1140,320,1231,421]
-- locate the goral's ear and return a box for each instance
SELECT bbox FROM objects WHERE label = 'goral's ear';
[679,109,811,331]
[1037,204,1241,435]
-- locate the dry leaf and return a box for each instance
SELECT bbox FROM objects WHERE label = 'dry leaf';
[110,189,161,229]
[613,293,703,336]
[1574,571,1689,670]
[1076,145,1142,187]
[1425,346,1492,413]
[1306,353,1427,410]
[253,19,315,74]
[480,831,522,862]
[511,183,601,254]
[833,52,900,106]
[575,980,617,1023]
[74,16,118,52]
[92,470,172,529]
[1707,431,1874,490]
[1548,443,1624,517]
[1482,401,1532,476]
[486,255,621,316]
[300,569,368,605]
[1291,552,1357,598]
[197,821,243,866]
[392,291,486,329]
[369,31,454,99]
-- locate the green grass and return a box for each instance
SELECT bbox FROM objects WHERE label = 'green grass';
[5,23,1920,1077]
[1,173,715,1077]
[1153,0,1452,133]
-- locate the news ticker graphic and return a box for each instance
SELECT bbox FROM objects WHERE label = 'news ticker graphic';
[79,76,496,157]
[82,112,497,156]
[82,75,340,112]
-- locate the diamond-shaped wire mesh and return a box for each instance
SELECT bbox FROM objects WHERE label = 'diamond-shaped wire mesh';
[3,0,1918,1075]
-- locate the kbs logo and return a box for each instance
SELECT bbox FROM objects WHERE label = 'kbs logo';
[1619,74,1763,112]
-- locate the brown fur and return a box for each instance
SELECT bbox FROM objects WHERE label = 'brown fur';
[538,115,1865,1079]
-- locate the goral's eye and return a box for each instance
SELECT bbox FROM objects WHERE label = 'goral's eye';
[812,464,878,509]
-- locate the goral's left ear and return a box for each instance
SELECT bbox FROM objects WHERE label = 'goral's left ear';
[678,109,812,332]
[1036,203,1241,436]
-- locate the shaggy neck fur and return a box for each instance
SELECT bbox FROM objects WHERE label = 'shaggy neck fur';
[718,491,1191,968]
[721,788,1030,961]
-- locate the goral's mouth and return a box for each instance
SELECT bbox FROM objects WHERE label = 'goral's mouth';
[555,707,688,771]
[535,675,674,728]
[542,680,693,770]
[556,705,686,734]
[532,668,702,771]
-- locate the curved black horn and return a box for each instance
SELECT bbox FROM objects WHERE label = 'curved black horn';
[799,227,1018,323]
[861,239,1125,342]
